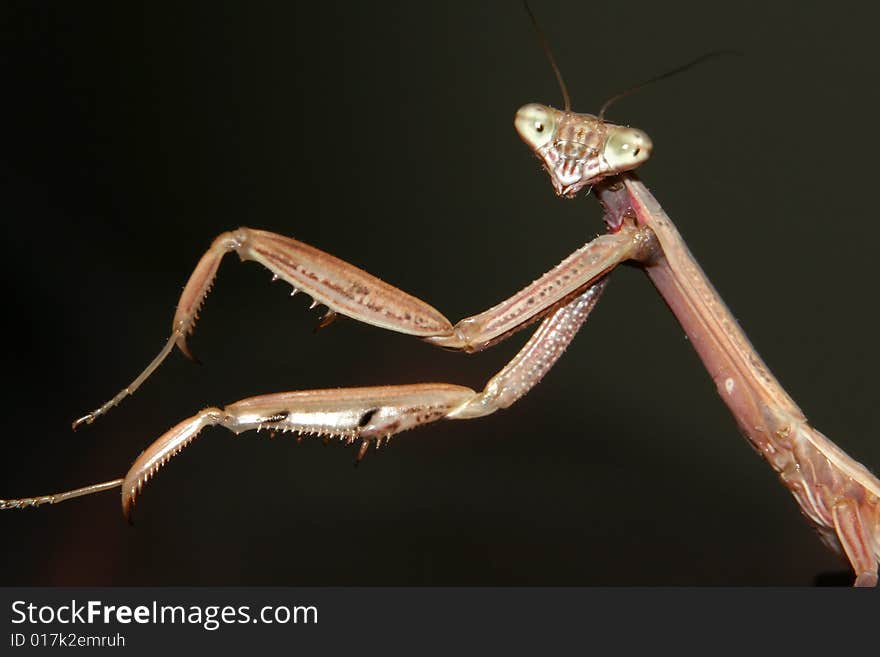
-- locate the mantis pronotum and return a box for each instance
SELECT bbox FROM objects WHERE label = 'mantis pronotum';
[3,4,878,586]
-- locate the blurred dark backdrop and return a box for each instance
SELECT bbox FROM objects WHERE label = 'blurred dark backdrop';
[1,1,878,585]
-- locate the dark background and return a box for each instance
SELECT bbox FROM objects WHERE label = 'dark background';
[2,1,878,585]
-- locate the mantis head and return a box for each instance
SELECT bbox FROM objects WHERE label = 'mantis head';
[515,104,652,198]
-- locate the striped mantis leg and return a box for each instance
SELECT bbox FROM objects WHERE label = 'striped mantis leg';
[0,281,614,520]
[69,219,643,431]
[1,179,654,519]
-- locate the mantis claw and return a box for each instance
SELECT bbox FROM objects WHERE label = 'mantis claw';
[71,413,95,431]
[175,339,201,365]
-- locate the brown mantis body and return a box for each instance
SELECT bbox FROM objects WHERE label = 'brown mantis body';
[597,175,880,587]
[4,100,878,585]
[3,7,879,587]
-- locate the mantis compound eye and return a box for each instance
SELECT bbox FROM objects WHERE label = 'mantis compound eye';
[603,127,652,172]
[514,103,556,150]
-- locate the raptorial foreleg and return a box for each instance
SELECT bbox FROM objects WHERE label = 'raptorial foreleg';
[120,278,606,518]
[10,280,607,519]
[73,224,648,428]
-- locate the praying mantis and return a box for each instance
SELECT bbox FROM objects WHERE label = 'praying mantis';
[2,3,879,586]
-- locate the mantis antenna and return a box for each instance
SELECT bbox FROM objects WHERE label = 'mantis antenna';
[523,1,571,112]
[598,50,743,120]
[523,3,740,121]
